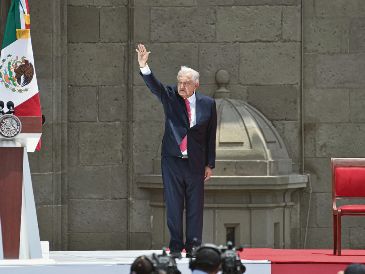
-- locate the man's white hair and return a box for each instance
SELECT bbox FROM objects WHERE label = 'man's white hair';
[177,66,200,84]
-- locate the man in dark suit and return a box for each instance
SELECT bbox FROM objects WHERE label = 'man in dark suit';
[136,44,217,258]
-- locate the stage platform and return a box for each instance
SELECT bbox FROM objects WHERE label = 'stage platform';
[0,250,269,274]
[0,248,364,274]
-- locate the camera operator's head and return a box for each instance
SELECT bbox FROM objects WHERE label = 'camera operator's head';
[337,263,365,274]
[131,255,155,274]
[189,244,222,274]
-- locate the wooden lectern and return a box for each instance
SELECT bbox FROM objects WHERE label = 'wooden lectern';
[0,116,42,259]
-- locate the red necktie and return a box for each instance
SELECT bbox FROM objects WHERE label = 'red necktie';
[180,99,191,153]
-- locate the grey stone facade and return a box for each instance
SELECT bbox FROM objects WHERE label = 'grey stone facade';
[0,0,363,250]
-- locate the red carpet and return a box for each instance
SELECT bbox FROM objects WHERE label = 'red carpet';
[239,249,365,274]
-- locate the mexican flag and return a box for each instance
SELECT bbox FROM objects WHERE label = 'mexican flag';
[0,0,42,149]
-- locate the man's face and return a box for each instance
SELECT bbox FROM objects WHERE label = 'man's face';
[177,74,198,99]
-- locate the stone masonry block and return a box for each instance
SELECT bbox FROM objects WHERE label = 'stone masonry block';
[98,86,127,122]
[313,193,332,227]
[316,124,365,157]
[350,89,365,122]
[198,84,226,98]
[301,192,331,229]
[316,54,365,88]
[202,210,214,243]
[68,43,125,85]
[32,32,52,66]
[304,157,331,193]
[272,121,300,171]
[315,0,365,18]
[303,53,317,89]
[130,200,151,233]
[304,18,349,53]
[134,43,199,86]
[199,43,240,84]
[68,166,114,199]
[100,7,128,42]
[350,228,365,249]
[31,32,53,77]
[29,123,53,173]
[197,0,234,5]
[69,199,127,233]
[343,210,365,228]
[303,123,316,157]
[134,150,156,175]
[35,80,53,123]
[217,6,281,42]
[52,172,62,205]
[282,6,301,41]
[120,121,130,154]
[229,85,248,101]
[134,0,197,6]
[133,86,164,122]
[129,232,152,250]
[134,7,150,42]
[79,123,122,165]
[68,0,127,6]
[304,227,339,249]
[302,0,314,17]
[68,86,98,122]
[151,7,216,42]
[304,89,350,123]
[111,165,128,199]
[67,123,80,167]
[133,121,163,154]
[69,232,127,250]
[32,173,54,205]
[247,85,299,120]
[350,18,365,53]
[233,0,298,4]
[240,42,300,85]
[29,0,52,33]
[68,6,99,43]
[36,206,62,245]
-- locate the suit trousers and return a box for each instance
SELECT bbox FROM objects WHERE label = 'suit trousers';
[161,156,205,252]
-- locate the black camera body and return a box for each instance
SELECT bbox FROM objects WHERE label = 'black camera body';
[130,248,181,274]
[150,250,181,274]
[220,242,245,274]
[189,242,246,274]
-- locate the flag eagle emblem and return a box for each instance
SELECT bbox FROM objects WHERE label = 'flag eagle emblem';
[0,54,34,93]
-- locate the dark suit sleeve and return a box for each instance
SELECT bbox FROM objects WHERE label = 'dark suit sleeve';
[140,71,173,103]
[206,100,217,169]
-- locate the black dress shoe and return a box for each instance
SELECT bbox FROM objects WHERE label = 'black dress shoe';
[170,251,182,259]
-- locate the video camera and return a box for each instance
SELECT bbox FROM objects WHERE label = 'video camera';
[190,241,246,274]
[131,248,181,274]
[220,241,246,274]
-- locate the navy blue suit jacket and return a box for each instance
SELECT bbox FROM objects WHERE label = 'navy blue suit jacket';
[141,72,217,174]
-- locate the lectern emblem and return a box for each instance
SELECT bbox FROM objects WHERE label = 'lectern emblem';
[0,114,22,138]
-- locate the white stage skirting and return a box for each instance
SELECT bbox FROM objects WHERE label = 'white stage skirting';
[0,250,271,274]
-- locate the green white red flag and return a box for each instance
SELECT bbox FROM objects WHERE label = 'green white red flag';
[0,0,42,149]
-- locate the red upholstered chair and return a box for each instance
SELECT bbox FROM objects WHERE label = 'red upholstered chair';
[332,158,365,255]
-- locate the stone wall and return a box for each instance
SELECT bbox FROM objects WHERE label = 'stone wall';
[66,0,129,250]
[4,0,363,250]
[302,0,365,249]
